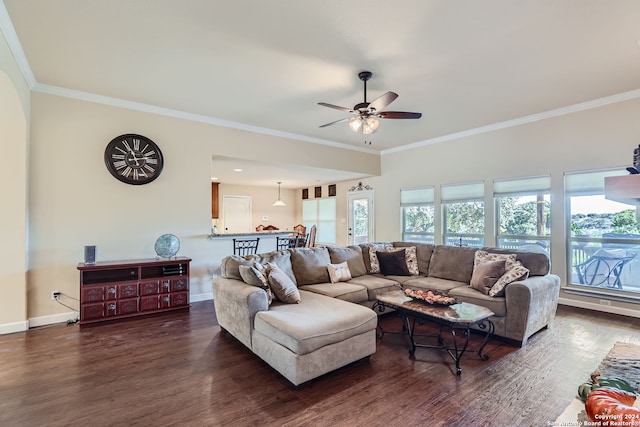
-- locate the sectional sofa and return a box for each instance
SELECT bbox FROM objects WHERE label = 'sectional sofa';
[212,242,561,385]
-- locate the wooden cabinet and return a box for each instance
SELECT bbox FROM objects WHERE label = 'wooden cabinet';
[77,257,191,326]
[212,182,219,219]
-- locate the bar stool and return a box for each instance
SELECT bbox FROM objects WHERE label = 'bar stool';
[233,238,260,255]
[276,236,298,251]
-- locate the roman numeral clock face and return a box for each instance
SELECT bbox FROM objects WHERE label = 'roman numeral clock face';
[104,134,164,185]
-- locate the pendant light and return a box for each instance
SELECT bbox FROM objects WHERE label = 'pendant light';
[273,182,286,207]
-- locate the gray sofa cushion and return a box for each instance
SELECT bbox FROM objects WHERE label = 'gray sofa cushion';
[393,242,435,275]
[481,247,550,276]
[448,286,507,317]
[402,276,468,294]
[221,250,297,284]
[347,275,400,300]
[254,290,377,355]
[290,247,331,285]
[428,245,477,283]
[299,283,369,304]
[327,245,368,277]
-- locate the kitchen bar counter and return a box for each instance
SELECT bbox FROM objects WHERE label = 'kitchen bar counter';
[208,230,296,239]
[208,230,298,255]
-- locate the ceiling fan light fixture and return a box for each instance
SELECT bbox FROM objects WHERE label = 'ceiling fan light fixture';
[273,181,286,207]
[363,117,379,134]
[348,117,362,132]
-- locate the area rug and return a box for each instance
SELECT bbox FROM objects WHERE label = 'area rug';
[555,341,640,424]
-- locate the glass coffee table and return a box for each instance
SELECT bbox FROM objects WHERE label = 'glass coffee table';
[373,289,494,375]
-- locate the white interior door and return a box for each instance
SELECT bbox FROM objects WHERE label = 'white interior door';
[347,190,374,245]
[222,195,252,233]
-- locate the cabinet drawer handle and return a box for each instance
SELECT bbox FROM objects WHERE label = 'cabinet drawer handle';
[108,287,116,295]
[163,297,170,303]
[108,303,116,312]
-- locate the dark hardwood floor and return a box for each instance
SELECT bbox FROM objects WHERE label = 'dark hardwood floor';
[1,301,639,427]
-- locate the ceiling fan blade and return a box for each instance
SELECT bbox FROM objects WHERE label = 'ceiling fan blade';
[368,91,398,112]
[319,117,350,128]
[318,102,353,112]
[378,111,422,119]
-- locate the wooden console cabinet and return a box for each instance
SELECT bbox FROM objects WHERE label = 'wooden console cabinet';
[77,257,191,326]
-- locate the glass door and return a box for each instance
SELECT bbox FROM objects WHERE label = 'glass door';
[348,190,374,245]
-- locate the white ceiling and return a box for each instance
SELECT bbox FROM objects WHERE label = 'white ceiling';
[4,1,640,186]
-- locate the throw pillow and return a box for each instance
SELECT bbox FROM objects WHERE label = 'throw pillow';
[469,260,506,295]
[239,262,274,305]
[473,250,529,297]
[266,262,301,304]
[368,244,419,275]
[473,250,516,268]
[398,246,419,275]
[367,243,392,273]
[376,249,411,276]
[489,260,529,297]
[327,262,352,283]
[327,245,367,277]
[289,247,331,285]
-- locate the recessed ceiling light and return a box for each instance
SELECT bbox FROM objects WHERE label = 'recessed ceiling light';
[233,168,243,172]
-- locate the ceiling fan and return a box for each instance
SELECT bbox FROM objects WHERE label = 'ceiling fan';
[318,71,422,135]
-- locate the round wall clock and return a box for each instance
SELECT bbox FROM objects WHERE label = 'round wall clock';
[104,134,164,185]
[155,234,180,258]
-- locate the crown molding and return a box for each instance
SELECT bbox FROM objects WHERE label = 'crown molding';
[33,82,378,154]
[381,88,640,155]
[4,1,639,158]
[0,0,35,88]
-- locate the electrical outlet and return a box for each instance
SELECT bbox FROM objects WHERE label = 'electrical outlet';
[51,291,61,300]
[599,299,611,306]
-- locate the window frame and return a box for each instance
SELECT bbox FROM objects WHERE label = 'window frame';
[400,186,435,244]
[441,181,485,248]
[564,169,640,297]
[493,175,551,252]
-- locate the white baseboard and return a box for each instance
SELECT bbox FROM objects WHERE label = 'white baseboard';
[3,294,213,334]
[190,292,213,303]
[29,311,78,328]
[0,320,29,335]
[558,297,640,319]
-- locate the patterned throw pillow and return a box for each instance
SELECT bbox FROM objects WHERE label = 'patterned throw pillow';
[489,260,529,297]
[472,250,529,297]
[327,262,352,283]
[239,262,274,305]
[368,244,419,275]
[368,243,392,273]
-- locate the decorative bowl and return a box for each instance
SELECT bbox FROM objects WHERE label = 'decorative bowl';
[404,288,458,306]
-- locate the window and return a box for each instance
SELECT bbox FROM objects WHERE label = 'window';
[302,198,336,245]
[494,176,551,252]
[566,170,640,294]
[401,187,435,243]
[442,182,484,247]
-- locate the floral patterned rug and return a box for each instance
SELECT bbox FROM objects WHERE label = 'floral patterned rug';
[555,341,640,424]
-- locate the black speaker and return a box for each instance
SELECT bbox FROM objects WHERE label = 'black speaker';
[84,245,96,264]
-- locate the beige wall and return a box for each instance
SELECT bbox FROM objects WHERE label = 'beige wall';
[0,31,29,333]
[217,183,297,232]
[26,92,379,323]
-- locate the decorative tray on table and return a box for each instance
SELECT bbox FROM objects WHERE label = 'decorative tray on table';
[404,288,458,306]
